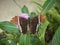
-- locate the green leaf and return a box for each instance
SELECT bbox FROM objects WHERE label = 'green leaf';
[0,38,10,45]
[52,26,60,45]
[30,12,36,18]
[38,20,49,45]
[55,0,60,13]
[21,5,29,14]
[41,0,56,14]
[19,34,42,45]
[48,9,60,24]
[0,21,19,33]
[55,0,60,9]
[0,37,17,45]
[30,35,42,45]
[8,40,17,45]
[19,34,31,45]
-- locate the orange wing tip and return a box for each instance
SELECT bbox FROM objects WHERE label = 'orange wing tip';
[40,14,46,23]
[10,16,18,25]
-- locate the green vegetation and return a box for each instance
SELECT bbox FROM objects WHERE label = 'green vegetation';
[0,0,60,45]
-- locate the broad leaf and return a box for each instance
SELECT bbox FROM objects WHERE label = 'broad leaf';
[48,9,60,24]
[19,33,42,45]
[52,26,60,45]
[55,0,60,13]
[8,40,17,45]
[38,20,49,45]
[0,38,17,45]
[0,38,10,45]
[30,35,42,45]
[21,5,29,14]
[0,21,19,33]
[41,0,56,14]
[19,34,31,45]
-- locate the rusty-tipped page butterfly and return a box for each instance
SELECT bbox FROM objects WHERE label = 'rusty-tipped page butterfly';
[19,14,39,34]
[10,14,47,34]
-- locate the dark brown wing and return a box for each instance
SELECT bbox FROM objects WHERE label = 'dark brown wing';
[19,17,28,34]
[29,15,38,34]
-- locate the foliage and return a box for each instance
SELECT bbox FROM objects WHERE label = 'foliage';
[38,20,49,45]
[0,21,19,33]
[52,26,60,45]
[21,5,29,14]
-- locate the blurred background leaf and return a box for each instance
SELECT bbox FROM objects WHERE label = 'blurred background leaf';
[41,0,56,14]
[19,34,31,45]
[48,9,60,24]
[38,20,49,45]
[30,35,42,45]
[21,5,29,14]
[0,21,19,33]
[52,26,60,45]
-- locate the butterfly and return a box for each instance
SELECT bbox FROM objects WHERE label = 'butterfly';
[10,14,46,34]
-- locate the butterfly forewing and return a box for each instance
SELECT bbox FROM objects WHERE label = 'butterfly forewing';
[29,15,38,34]
[19,17,28,34]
